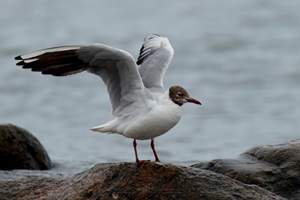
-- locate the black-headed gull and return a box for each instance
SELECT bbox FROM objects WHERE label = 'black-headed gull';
[15,34,201,165]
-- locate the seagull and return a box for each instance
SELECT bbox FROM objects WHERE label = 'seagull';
[15,34,201,165]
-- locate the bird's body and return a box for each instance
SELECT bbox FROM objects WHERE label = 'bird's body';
[15,34,201,164]
[92,90,181,140]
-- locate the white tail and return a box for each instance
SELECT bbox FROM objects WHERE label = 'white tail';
[90,119,118,133]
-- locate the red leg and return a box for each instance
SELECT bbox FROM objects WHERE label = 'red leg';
[151,139,160,162]
[133,139,140,164]
[133,139,150,166]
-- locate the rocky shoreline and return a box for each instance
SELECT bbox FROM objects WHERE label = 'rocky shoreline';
[0,124,299,199]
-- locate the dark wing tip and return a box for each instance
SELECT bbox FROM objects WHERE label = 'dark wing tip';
[136,56,143,65]
[15,55,22,60]
[136,34,162,65]
[16,60,25,66]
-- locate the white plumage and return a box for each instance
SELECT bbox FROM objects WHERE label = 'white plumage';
[15,34,201,164]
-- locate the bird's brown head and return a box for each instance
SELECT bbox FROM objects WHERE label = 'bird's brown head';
[169,86,201,106]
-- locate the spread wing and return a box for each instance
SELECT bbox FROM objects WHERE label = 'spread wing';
[137,34,174,94]
[15,44,155,117]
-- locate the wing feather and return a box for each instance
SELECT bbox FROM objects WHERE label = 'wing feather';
[15,44,155,117]
[137,34,174,94]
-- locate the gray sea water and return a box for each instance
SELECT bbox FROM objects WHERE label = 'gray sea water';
[1,0,300,175]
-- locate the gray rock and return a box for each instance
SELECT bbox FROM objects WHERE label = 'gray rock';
[0,123,295,199]
[0,162,284,200]
[192,139,300,200]
[0,124,52,170]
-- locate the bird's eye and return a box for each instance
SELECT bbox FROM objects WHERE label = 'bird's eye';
[177,91,183,97]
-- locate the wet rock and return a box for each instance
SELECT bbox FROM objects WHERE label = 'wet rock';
[0,124,52,170]
[192,139,300,200]
[0,162,284,200]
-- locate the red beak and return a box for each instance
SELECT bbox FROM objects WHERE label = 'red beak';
[187,98,201,105]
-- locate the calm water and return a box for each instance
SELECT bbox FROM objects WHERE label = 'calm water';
[1,0,300,174]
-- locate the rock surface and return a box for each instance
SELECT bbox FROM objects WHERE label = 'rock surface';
[192,139,300,200]
[0,162,284,200]
[0,124,52,170]
[0,123,299,199]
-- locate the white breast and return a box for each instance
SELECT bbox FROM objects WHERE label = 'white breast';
[122,96,181,140]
